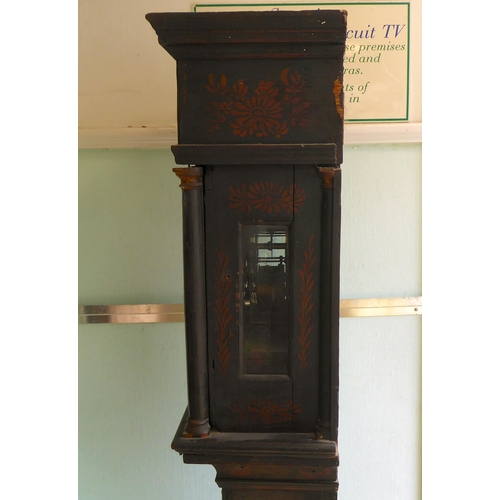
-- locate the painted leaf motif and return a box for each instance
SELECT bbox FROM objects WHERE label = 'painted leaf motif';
[207,73,215,90]
[280,68,290,85]
[297,234,315,369]
[215,236,233,375]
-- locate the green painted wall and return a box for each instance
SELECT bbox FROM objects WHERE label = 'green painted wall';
[78,149,184,305]
[79,144,421,500]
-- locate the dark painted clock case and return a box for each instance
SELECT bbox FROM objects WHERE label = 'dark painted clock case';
[146,10,347,499]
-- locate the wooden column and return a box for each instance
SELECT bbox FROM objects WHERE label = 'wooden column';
[316,167,341,441]
[330,167,342,441]
[173,166,211,438]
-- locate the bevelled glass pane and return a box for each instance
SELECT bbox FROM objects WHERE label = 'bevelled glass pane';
[241,225,290,374]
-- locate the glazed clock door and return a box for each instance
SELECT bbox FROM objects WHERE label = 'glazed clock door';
[205,164,322,433]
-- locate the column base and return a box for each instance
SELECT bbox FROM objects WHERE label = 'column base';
[183,416,211,438]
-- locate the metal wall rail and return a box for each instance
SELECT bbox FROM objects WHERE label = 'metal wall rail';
[78,297,422,324]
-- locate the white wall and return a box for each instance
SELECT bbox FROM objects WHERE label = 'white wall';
[339,144,421,499]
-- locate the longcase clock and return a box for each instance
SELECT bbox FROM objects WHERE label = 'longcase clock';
[146,10,347,499]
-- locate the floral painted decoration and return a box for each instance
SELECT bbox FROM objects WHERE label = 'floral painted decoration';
[233,399,302,425]
[206,68,312,138]
[228,181,305,215]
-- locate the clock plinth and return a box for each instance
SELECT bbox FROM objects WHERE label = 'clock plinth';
[173,410,339,499]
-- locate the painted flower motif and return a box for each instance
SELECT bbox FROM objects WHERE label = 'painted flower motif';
[230,96,283,138]
[247,181,290,214]
[255,81,279,98]
[274,121,289,139]
[281,68,306,103]
[287,183,306,213]
[206,70,312,138]
[233,404,247,425]
[246,399,302,424]
[233,400,301,425]
[206,100,232,131]
[206,73,228,94]
[231,79,248,101]
[291,101,312,126]
[228,183,252,213]
[229,182,306,214]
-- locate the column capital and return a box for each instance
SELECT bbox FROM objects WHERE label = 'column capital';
[317,166,340,189]
[173,167,203,191]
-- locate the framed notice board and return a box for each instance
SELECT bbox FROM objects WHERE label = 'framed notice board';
[194,3,411,123]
